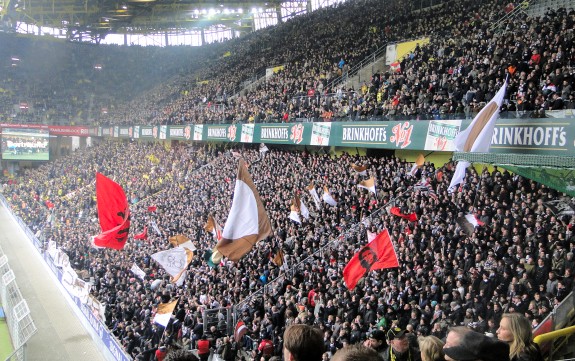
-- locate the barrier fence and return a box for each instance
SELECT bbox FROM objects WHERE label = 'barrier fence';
[0,194,131,361]
[0,245,37,361]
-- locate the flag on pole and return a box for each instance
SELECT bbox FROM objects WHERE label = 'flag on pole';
[300,198,310,220]
[259,143,269,158]
[134,226,148,240]
[307,183,322,210]
[94,173,130,250]
[153,299,178,327]
[130,263,147,280]
[357,177,376,194]
[409,154,425,176]
[414,178,438,200]
[151,247,190,278]
[289,195,302,224]
[389,207,418,222]
[322,186,338,206]
[150,220,162,236]
[449,81,507,192]
[216,160,272,262]
[272,249,285,267]
[234,320,248,342]
[456,214,485,236]
[343,229,399,290]
[169,234,189,247]
[204,214,223,241]
[351,164,368,176]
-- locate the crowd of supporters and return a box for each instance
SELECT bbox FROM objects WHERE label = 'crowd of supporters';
[2,141,574,360]
[1,0,574,126]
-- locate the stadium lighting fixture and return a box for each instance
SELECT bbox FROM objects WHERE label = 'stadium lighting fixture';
[237,8,243,13]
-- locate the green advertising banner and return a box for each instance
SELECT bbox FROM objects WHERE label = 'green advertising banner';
[168,125,193,140]
[96,118,575,157]
[118,126,130,138]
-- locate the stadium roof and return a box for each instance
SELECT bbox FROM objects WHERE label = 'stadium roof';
[0,0,308,42]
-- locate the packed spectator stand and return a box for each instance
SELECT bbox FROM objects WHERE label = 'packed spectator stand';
[2,140,574,360]
[1,0,574,126]
[1,0,575,360]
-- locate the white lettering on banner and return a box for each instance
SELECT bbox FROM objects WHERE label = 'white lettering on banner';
[141,128,153,136]
[342,127,387,142]
[80,303,104,338]
[261,127,289,140]
[109,341,123,361]
[428,123,458,138]
[170,128,184,137]
[208,128,227,138]
[492,127,567,147]
[119,128,129,136]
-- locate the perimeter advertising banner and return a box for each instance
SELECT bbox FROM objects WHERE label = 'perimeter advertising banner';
[32,117,573,157]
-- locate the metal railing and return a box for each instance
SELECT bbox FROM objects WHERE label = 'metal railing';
[533,291,575,360]
[0,246,37,361]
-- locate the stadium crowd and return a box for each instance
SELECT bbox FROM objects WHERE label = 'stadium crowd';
[2,141,574,361]
[1,0,574,126]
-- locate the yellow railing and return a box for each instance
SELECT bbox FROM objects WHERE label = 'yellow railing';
[534,325,575,345]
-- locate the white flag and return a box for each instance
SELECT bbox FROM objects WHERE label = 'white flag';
[357,177,376,194]
[300,199,310,220]
[131,263,147,280]
[449,81,507,192]
[307,183,321,210]
[153,299,178,327]
[217,160,272,262]
[151,247,188,278]
[322,187,338,207]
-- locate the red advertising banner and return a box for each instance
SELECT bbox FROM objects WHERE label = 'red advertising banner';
[0,124,92,137]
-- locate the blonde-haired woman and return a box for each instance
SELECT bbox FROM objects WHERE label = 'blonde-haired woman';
[418,335,444,361]
[497,313,544,361]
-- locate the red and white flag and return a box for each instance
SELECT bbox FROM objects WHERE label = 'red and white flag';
[234,320,248,342]
[456,214,485,236]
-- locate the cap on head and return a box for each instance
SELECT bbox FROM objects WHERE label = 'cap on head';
[368,330,386,341]
[386,327,406,341]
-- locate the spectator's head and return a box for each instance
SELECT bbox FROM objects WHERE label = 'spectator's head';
[165,350,199,361]
[331,344,383,361]
[364,329,386,350]
[418,335,445,361]
[283,324,324,361]
[444,327,509,361]
[496,313,534,360]
[387,327,409,353]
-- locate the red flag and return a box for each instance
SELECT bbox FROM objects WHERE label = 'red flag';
[134,226,148,240]
[148,205,157,212]
[343,229,399,290]
[94,173,130,250]
[45,200,55,209]
[234,320,248,342]
[390,207,418,222]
